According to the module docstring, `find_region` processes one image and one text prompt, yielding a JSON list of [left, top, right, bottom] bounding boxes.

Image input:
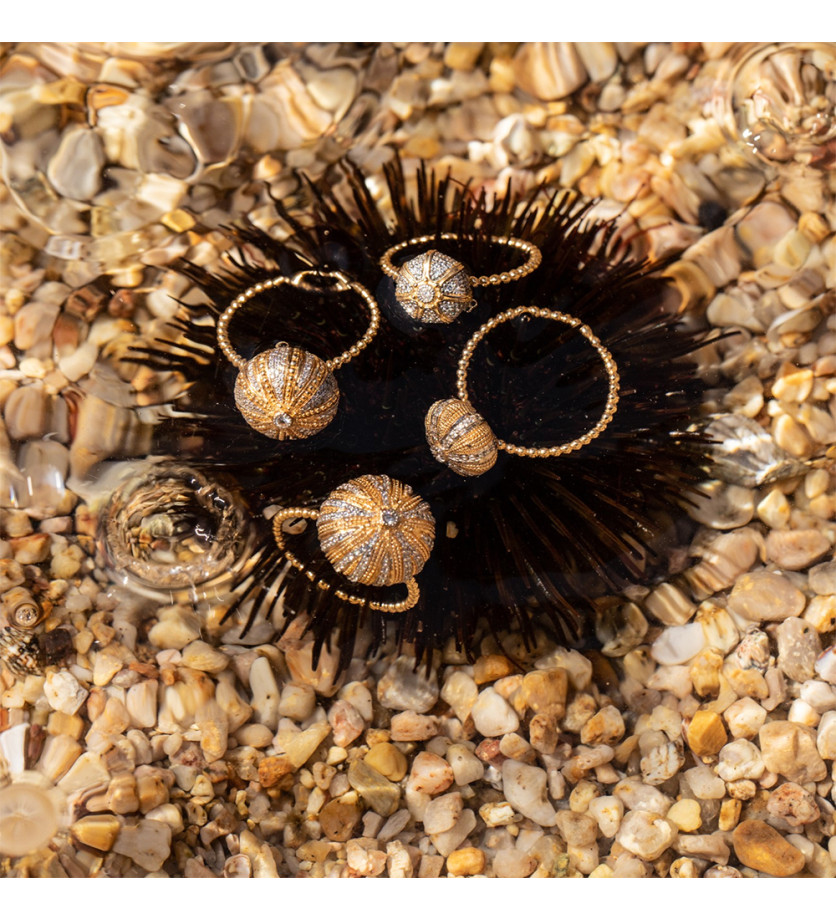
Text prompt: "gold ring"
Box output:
[[379, 232, 542, 324], [216, 270, 380, 440], [271, 474, 435, 613], [425, 306, 620, 476]]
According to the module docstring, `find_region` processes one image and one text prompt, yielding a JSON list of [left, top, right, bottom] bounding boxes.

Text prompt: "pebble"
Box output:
[[759, 721, 827, 784], [766, 529, 831, 570], [520, 667, 568, 718], [651, 622, 705, 666], [724, 698, 767, 739], [364, 742, 408, 782], [319, 799, 361, 842], [616, 810, 677, 861], [579, 705, 625, 745], [493, 848, 537, 878], [446, 846, 485, 877], [666, 799, 702, 832], [422, 792, 462, 834], [389, 711, 438, 741], [767, 782, 821, 827], [471, 687, 520, 737], [808, 560, 836, 595], [347, 760, 401, 817], [43, 669, 88, 715], [440, 670, 478, 722], [501, 759, 556, 826], [327, 700, 364, 748], [814, 646, 836, 683], [727, 571, 806, 622], [377, 657, 438, 712], [685, 710, 727, 757], [112, 819, 172, 872], [732, 819, 805, 877], [716, 739, 765, 782], [776, 618, 821, 682], [407, 752, 454, 796]]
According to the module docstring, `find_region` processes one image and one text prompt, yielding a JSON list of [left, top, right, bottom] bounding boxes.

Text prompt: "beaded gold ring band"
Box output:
[[379, 232, 542, 324], [425, 306, 621, 477], [272, 474, 435, 613], [217, 270, 380, 440]]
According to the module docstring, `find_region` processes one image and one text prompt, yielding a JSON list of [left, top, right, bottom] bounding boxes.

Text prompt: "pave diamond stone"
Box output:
[[381, 509, 400, 526], [416, 283, 435, 303], [274, 411, 292, 428]]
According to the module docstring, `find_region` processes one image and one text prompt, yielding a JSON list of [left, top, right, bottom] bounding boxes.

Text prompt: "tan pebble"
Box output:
[[759, 721, 826, 784], [71, 814, 122, 852], [766, 781, 821, 827], [580, 704, 625, 745], [766, 529, 831, 570], [643, 582, 695, 626], [473, 654, 517, 684], [106, 774, 139, 815], [686, 710, 728, 757], [529, 712, 558, 754], [10, 533, 50, 564], [773, 363, 813, 402], [732, 819, 805, 876], [447, 846, 485, 877], [137, 772, 169, 813], [389, 710, 438, 741], [347, 760, 401, 817], [804, 595, 836, 633], [689, 647, 723, 698], [719, 798, 742, 831], [258, 755, 294, 788], [727, 570, 806, 622], [318, 798, 361, 842], [666, 799, 702, 832], [520, 667, 568, 719], [408, 751, 454, 795], [364, 742, 408, 782], [180, 640, 228, 673], [774, 413, 813, 457], [757, 488, 791, 528]]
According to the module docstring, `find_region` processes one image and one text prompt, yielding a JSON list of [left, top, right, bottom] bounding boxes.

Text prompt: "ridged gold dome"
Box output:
[[316, 474, 435, 587], [425, 398, 498, 476], [233, 344, 338, 440]]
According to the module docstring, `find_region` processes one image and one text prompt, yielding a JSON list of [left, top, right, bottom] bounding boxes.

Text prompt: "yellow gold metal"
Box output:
[[271, 475, 435, 613], [217, 270, 380, 440], [429, 306, 620, 476], [425, 398, 498, 476], [380, 233, 542, 324]]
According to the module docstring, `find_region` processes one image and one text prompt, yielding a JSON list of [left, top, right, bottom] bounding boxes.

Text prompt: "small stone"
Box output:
[[440, 671, 478, 721], [727, 571, 806, 622], [446, 846, 485, 877], [719, 798, 742, 831], [803, 596, 836, 633], [501, 759, 556, 826], [347, 760, 401, 817], [520, 667, 568, 718], [471, 687, 520, 737], [112, 819, 172, 872], [816, 711, 836, 759], [667, 799, 702, 832], [716, 739, 765, 781], [44, 670, 88, 715], [651, 623, 706, 666], [277, 683, 316, 721], [580, 704, 625, 745], [180, 640, 229, 673], [257, 755, 293, 788], [147, 606, 200, 650], [724, 698, 767, 739], [407, 752, 454, 796], [808, 560, 836, 594], [281, 721, 331, 769], [815, 646, 836, 683], [766, 529, 831, 570], [328, 700, 364, 748], [389, 711, 438, 741], [71, 814, 122, 852], [441, 743, 481, 784], [732, 819, 805, 877], [423, 792, 463, 834], [767, 782, 820, 828], [686, 710, 728, 757], [588, 796, 623, 837], [689, 647, 724, 697], [776, 618, 821, 682], [643, 582, 695, 626], [430, 809, 477, 858], [473, 654, 516, 684], [555, 810, 598, 846], [479, 802, 517, 827], [759, 721, 826, 784], [377, 656, 438, 712], [365, 742, 408, 782], [319, 799, 361, 842], [616, 810, 677, 861], [493, 848, 537, 878]]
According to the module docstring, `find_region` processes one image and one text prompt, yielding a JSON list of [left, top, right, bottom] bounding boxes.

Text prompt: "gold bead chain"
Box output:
[[456, 305, 620, 458], [379, 232, 542, 286], [217, 269, 380, 370]]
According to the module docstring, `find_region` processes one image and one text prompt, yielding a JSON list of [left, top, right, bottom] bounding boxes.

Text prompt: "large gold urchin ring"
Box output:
[[216, 270, 380, 441], [271, 474, 435, 613], [379, 232, 542, 324], [426, 306, 621, 477]]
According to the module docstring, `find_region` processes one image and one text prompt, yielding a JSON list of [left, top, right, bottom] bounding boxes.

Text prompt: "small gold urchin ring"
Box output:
[[380, 232, 542, 324], [271, 507, 421, 614], [216, 269, 380, 441], [216, 269, 379, 371], [459, 306, 620, 459]]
